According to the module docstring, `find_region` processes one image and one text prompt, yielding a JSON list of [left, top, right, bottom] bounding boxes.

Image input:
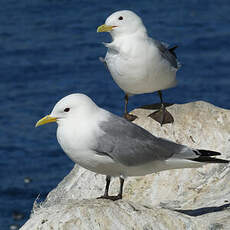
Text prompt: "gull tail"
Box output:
[[189, 149, 229, 164]]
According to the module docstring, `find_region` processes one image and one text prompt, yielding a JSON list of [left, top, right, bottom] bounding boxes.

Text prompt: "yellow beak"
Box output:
[[35, 115, 57, 127], [97, 24, 117, 32]]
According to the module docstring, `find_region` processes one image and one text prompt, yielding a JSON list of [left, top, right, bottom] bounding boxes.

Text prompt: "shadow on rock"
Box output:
[[138, 103, 174, 110], [173, 203, 230, 217]]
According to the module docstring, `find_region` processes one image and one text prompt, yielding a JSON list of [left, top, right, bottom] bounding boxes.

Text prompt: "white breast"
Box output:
[[105, 37, 177, 95]]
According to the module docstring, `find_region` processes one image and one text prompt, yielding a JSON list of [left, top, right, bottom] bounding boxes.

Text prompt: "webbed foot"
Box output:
[[97, 194, 122, 201], [124, 113, 138, 122], [148, 105, 174, 125]]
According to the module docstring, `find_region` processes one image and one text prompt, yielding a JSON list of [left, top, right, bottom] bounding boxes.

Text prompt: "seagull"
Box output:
[[36, 94, 229, 201], [97, 10, 180, 125]]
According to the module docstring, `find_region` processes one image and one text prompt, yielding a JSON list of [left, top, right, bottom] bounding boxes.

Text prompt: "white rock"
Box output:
[[21, 101, 230, 230]]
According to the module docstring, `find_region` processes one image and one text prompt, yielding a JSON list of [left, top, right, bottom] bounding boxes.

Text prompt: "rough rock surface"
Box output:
[[21, 101, 230, 230]]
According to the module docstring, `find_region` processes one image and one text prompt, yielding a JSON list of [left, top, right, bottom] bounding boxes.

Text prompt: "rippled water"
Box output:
[[1, 0, 230, 229]]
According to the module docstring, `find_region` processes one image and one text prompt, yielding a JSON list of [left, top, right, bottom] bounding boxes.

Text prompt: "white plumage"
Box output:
[[97, 10, 180, 124], [36, 94, 228, 200]]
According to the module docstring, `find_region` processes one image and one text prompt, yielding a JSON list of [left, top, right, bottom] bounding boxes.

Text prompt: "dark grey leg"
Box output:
[[117, 177, 124, 199], [104, 175, 111, 197], [148, 91, 174, 125], [97, 176, 124, 201], [158, 90, 163, 104], [124, 94, 128, 115], [97, 175, 111, 199], [123, 94, 138, 122]]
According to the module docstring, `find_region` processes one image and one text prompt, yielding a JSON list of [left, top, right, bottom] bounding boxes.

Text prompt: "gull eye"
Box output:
[[118, 16, 123, 20], [64, 108, 70, 112]]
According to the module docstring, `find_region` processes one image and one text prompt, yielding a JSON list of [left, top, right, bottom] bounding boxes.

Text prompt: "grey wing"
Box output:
[[94, 114, 187, 166], [152, 39, 179, 69]]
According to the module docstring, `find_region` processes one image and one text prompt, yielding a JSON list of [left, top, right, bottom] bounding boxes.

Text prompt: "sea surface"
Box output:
[[1, 0, 230, 229]]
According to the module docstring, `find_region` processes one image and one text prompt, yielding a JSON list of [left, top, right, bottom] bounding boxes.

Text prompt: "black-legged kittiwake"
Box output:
[[97, 10, 180, 125], [36, 94, 229, 201]]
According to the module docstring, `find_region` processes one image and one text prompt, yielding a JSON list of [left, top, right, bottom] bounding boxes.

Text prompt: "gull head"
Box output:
[[35, 94, 98, 127], [97, 10, 146, 38]]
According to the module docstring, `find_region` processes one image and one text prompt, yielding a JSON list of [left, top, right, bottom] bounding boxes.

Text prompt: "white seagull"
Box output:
[[97, 10, 180, 125], [36, 94, 228, 200]]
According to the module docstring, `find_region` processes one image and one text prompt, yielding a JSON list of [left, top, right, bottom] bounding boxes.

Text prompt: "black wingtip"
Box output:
[[191, 149, 229, 163], [196, 149, 221, 157], [168, 45, 178, 58], [191, 157, 229, 164], [169, 45, 178, 51]]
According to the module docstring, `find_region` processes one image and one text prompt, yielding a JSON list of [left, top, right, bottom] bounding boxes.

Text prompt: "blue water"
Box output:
[[1, 0, 230, 229]]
